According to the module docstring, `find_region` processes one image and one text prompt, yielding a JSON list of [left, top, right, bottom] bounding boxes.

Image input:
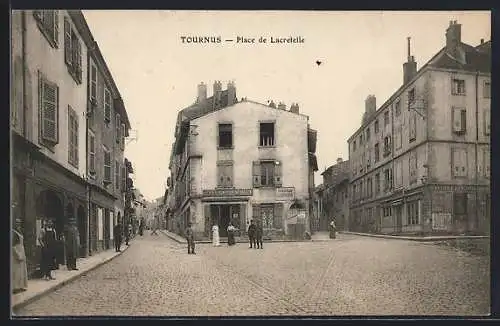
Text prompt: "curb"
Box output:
[[12, 244, 132, 311], [338, 231, 490, 242]]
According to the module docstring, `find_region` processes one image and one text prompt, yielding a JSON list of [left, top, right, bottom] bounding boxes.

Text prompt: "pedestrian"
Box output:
[[12, 225, 28, 293], [64, 225, 79, 271], [185, 222, 195, 254], [39, 220, 57, 280], [227, 222, 236, 246], [247, 220, 256, 249], [329, 219, 337, 239], [113, 221, 122, 252], [125, 223, 132, 245], [139, 220, 144, 236], [212, 223, 220, 247], [255, 220, 263, 249]]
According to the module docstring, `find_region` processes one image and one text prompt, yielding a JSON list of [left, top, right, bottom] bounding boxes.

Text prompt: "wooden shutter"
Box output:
[[104, 149, 111, 182], [53, 10, 59, 46], [40, 77, 58, 143], [274, 160, 282, 187], [116, 114, 121, 143], [64, 17, 72, 66], [104, 88, 111, 122], [484, 150, 490, 178], [90, 64, 97, 101], [89, 133, 95, 173], [273, 203, 283, 229], [115, 161, 120, 189], [121, 124, 125, 150], [484, 110, 490, 136], [68, 107, 74, 163], [252, 161, 261, 188], [121, 165, 126, 190], [75, 39, 82, 82]]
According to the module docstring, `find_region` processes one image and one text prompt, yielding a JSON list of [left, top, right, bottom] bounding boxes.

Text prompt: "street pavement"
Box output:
[[13, 233, 490, 316]]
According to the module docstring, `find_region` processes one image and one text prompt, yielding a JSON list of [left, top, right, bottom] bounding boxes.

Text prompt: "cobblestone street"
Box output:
[[14, 233, 490, 316]]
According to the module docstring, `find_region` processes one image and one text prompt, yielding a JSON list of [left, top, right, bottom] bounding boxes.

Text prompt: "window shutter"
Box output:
[[75, 40, 82, 82], [64, 17, 72, 66], [484, 150, 490, 178], [273, 161, 282, 187], [41, 78, 58, 143], [252, 161, 261, 188], [121, 165, 126, 190], [273, 203, 283, 229], [74, 111, 78, 165], [90, 65, 97, 101], [104, 88, 111, 122], [452, 108, 461, 132], [460, 109, 467, 132], [116, 114, 121, 143], [115, 161, 120, 189], [89, 134, 95, 173], [484, 110, 490, 136], [53, 11, 59, 46], [121, 124, 126, 150], [68, 107, 73, 163]]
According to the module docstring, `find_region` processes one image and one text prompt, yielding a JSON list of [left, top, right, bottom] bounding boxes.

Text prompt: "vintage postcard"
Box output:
[[10, 10, 491, 317]]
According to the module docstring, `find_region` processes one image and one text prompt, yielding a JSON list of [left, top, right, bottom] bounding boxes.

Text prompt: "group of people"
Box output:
[[183, 219, 265, 254], [113, 221, 133, 253]]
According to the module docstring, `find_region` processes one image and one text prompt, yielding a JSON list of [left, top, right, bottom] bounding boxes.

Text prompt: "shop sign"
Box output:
[[203, 188, 253, 197], [276, 187, 295, 200]]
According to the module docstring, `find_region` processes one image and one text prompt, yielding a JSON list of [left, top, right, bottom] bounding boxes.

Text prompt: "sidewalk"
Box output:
[[338, 231, 490, 242], [12, 243, 131, 311]]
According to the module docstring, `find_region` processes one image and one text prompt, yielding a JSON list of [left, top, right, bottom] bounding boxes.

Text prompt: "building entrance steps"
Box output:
[[11, 243, 132, 312]]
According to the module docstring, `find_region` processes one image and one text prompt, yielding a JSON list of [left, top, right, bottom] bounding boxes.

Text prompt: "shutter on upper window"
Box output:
[[40, 76, 58, 143], [89, 134, 95, 173], [75, 40, 82, 82], [273, 161, 282, 187], [53, 11, 59, 46], [484, 150, 490, 178], [121, 124, 126, 150], [252, 161, 261, 188], [121, 165, 126, 190], [484, 110, 490, 136], [64, 17, 72, 66], [116, 114, 121, 143]]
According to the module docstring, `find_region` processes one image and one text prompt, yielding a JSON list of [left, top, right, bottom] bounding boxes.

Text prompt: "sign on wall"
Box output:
[[276, 187, 295, 201], [203, 189, 253, 197]]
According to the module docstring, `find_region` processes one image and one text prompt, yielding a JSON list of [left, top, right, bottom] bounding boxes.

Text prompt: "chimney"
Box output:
[[446, 20, 462, 58], [403, 37, 417, 85], [480, 38, 484, 44], [365, 95, 376, 115], [227, 81, 236, 106], [197, 82, 207, 103], [290, 103, 300, 114], [277, 102, 286, 110], [269, 100, 276, 108], [213, 81, 222, 109], [336, 157, 343, 164]]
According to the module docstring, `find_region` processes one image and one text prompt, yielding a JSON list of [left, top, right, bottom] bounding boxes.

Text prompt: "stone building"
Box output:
[[10, 10, 131, 275], [166, 81, 318, 240], [347, 21, 490, 235]]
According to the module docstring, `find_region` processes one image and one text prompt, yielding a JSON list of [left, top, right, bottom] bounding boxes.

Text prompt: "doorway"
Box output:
[[395, 205, 403, 233], [209, 204, 240, 237], [77, 205, 86, 257]]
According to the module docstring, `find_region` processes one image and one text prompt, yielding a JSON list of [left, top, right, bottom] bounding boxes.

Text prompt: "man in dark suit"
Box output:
[[247, 219, 257, 249], [185, 222, 195, 254], [255, 220, 263, 249], [113, 221, 122, 252]]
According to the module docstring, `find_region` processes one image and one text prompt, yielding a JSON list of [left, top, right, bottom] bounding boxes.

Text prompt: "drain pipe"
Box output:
[[474, 71, 479, 233]]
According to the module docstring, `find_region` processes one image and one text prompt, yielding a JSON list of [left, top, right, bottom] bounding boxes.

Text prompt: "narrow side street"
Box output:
[[14, 233, 490, 316]]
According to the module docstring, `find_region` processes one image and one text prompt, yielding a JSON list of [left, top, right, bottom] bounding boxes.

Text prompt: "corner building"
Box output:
[[347, 21, 490, 235], [167, 82, 318, 240]]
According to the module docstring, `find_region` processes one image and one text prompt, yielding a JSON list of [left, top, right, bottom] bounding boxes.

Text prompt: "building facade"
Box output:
[[347, 21, 490, 235], [316, 158, 350, 231], [10, 10, 131, 276], [166, 82, 318, 240]]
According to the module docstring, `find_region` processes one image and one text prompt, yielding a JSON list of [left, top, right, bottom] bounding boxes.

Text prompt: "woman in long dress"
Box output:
[[12, 229, 28, 293], [211, 224, 220, 247], [39, 220, 57, 280], [227, 223, 236, 246]]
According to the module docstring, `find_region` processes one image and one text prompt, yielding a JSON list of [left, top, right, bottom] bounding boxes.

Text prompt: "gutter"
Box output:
[[474, 71, 479, 231]]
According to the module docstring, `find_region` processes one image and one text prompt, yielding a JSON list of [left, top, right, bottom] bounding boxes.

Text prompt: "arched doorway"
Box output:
[[77, 205, 86, 258], [36, 190, 65, 267]]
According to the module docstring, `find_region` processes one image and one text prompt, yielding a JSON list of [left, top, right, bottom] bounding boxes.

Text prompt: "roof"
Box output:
[[348, 39, 491, 142]]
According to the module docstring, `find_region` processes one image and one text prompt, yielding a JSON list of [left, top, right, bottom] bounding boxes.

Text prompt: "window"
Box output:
[[33, 10, 59, 48], [453, 193, 468, 217], [384, 168, 393, 191], [360, 153, 365, 173], [451, 78, 466, 95], [259, 122, 275, 146], [452, 107, 467, 134], [394, 160, 403, 188], [383, 136, 392, 157], [367, 177, 373, 198], [217, 161, 233, 187], [483, 81, 491, 98], [120, 123, 126, 150], [115, 161, 120, 190], [352, 184, 357, 200], [39, 73, 59, 145], [409, 151, 418, 184], [360, 134, 364, 145], [484, 109, 490, 136], [115, 114, 121, 143], [121, 165, 127, 190], [252, 160, 282, 188], [375, 173, 380, 194], [104, 87, 111, 123], [103, 147, 111, 184], [63, 17, 82, 84], [452, 148, 467, 177], [395, 127, 402, 149], [409, 112, 417, 142], [90, 63, 97, 102], [259, 204, 283, 230], [484, 149, 490, 178], [366, 150, 371, 168], [366, 127, 371, 141], [383, 207, 392, 217], [360, 180, 364, 199], [384, 111, 389, 126], [374, 119, 379, 133], [374, 143, 380, 162], [218, 123, 233, 148], [88, 132, 96, 176], [353, 140, 357, 152], [407, 201, 419, 225], [408, 88, 415, 104], [395, 100, 401, 116], [67, 106, 79, 167]]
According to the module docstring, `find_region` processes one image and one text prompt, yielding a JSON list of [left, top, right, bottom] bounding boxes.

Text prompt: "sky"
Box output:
[[81, 10, 491, 201]]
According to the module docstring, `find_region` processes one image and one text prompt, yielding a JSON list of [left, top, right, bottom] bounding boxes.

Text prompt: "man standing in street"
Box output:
[[114, 221, 122, 252], [64, 225, 79, 270], [247, 219, 256, 249], [185, 222, 195, 254], [125, 223, 132, 246], [255, 220, 263, 249]]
